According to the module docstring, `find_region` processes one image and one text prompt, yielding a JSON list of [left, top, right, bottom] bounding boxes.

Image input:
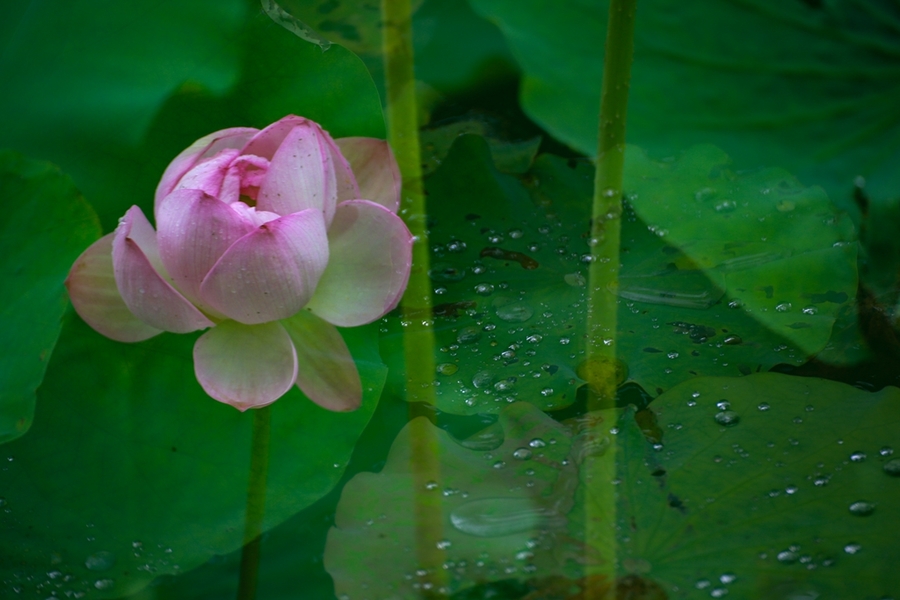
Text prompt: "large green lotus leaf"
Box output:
[[380, 135, 587, 415], [0, 1, 245, 229], [572, 373, 900, 597], [624, 144, 858, 356], [324, 401, 583, 599], [0, 152, 101, 444], [383, 135, 854, 414], [0, 316, 384, 599], [323, 375, 900, 598], [0, 5, 384, 232], [469, 0, 900, 209]]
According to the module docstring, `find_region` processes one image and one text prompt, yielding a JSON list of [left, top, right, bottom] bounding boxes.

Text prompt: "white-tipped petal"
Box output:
[[66, 233, 162, 342], [306, 200, 412, 327], [281, 310, 362, 412], [193, 320, 297, 411], [336, 137, 400, 212]]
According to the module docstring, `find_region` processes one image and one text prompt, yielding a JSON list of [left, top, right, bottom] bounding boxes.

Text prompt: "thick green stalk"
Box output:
[[381, 0, 446, 593], [585, 0, 637, 597], [236, 406, 271, 600], [586, 0, 637, 406]]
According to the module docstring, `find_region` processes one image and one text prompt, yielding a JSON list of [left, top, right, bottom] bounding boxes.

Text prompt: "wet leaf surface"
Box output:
[[0, 318, 384, 599], [381, 135, 857, 414], [326, 374, 900, 598]]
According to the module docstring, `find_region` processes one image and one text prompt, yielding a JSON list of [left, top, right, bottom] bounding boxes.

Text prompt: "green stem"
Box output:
[[584, 1, 637, 597], [381, 0, 446, 593], [586, 0, 637, 406], [236, 405, 271, 600]]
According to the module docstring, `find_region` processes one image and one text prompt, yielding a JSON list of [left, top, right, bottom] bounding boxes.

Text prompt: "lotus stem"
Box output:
[[382, 0, 447, 593], [236, 405, 271, 600], [585, 0, 637, 597]]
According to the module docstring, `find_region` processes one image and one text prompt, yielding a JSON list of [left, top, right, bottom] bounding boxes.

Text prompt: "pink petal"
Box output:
[[306, 200, 413, 327], [193, 320, 298, 411], [256, 122, 338, 222], [336, 137, 401, 212], [240, 115, 310, 160], [156, 189, 256, 306], [170, 148, 240, 202], [324, 134, 360, 204], [65, 233, 162, 342], [280, 310, 362, 412], [155, 127, 258, 213], [199, 209, 329, 325], [113, 206, 215, 333]]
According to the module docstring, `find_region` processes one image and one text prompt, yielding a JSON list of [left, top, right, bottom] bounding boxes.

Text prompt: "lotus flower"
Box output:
[[66, 115, 412, 412]]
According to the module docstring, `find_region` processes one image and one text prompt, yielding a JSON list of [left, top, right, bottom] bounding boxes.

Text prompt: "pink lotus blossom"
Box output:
[[66, 115, 412, 412]]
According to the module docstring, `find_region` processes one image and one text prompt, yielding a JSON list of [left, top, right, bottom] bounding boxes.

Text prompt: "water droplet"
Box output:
[[474, 283, 495, 296], [509, 229, 523, 239], [472, 371, 494, 388], [456, 326, 481, 345], [716, 400, 731, 410], [449, 498, 559, 537], [540, 387, 554, 397], [493, 378, 515, 392], [526, 334, 543, 344], [719, 573, 737, 584], [436, 363, 458, 376], [94, 579, 115, 591], [849, 451, 866, 462], [695, 187, 717, 202], [85, 551, 116, 572], [710, 588, 729, 598], [848, 501, 875, 516], [493, 460, 506, 469], [529, 438, 546, 448], [723, 335, 742, 345], [880, 446, 894, 456], [844, 543, 861, 554], [496, 301, 534, 323], [446, 239, 466, 253], [559, 337, 570, 345], [715, 411, 740, 427], [802, 306, 818, 315], [513, 448, 532, 460], [436, 539, 452, 549], [695, 579, 711, 589], [757, 402, 771, 411], [883, 458, 900, 476], [564, 272, 586, 287], [728, 299, 743, 309], [715, 200, 736, 212], [776, 302, 792, 312], [777, 550, 798, 563], [785, 485, 798, 495], [424, 481, 439, 491]]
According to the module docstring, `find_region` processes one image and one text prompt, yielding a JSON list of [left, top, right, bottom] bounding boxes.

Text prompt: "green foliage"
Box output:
[[0, 152, 101, 444], [325, 375, 900, 598], [0, 2, 384, 231], [469, 0, 900, 211], [381, 135, 857, 414], [325, 401, 578, 598], [622, 144, 857, 356], [0, 317, 384, 599]]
